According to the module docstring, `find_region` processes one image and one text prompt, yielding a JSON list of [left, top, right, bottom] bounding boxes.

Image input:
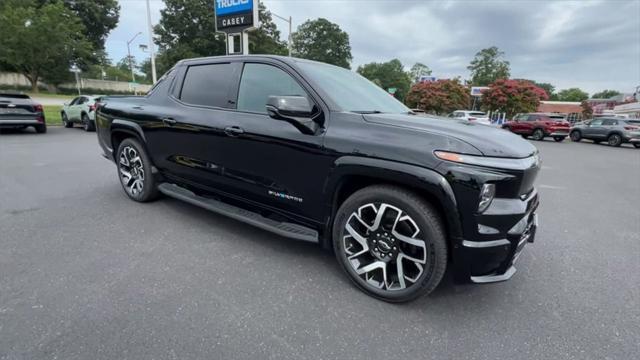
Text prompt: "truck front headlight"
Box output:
[[478, 183, 495, 213]]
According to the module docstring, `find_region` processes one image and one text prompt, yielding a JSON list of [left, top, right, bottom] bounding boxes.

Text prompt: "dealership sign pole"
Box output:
[[214, 0, 259, 55]]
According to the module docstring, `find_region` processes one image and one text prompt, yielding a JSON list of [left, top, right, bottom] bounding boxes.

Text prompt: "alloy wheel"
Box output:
[[118, 146, 145, 196], [533, 129, 544, 141], [608, 134, 621, 147], [342, 203, 427, 291]]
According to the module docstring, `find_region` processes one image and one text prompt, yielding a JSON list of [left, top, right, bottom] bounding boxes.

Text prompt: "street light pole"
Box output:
[[271, 12, 292, 57], [126, 32, 142, 83], [145, 0, 157, 83]]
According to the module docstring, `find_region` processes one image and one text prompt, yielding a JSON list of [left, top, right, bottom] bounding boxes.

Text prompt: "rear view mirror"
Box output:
[[266, 96, 318, 135]]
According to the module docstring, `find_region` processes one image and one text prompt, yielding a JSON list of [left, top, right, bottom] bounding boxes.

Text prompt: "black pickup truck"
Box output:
[[96, 55, 540, 302]]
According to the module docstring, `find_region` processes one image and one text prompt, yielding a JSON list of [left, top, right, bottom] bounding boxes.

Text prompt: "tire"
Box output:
[[332, 185, 448, 302], [553, 136, 565, 142], [62, 113, 73, 128], [35, 124, 47, 133], [82, 113, 95, 132], [607, 133, 622, 147], [521, 134, 528, 139], [593, 140, 601, 144], [532, 128, 545, 141], [570, 130, 582, 142], [116, 138, 159, 202], [634, 143, 640, 149]]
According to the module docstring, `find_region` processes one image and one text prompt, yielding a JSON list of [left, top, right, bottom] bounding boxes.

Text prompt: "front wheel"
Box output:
[[532, 128, 545, 141], [116, 138, 159, 202], [607, 133, 622, 147], [553, 136, 566, 142], [570, 130, 582, 142], [333, 185, 448, 302]]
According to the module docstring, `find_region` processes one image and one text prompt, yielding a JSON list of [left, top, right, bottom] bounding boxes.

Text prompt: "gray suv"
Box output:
[[570, 118, 640, 148]]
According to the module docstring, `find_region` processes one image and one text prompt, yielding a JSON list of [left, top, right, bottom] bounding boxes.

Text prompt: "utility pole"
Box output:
[[271, 12, 292, 56], [127, 32, 142, 83], [145, 0, 157, 83]]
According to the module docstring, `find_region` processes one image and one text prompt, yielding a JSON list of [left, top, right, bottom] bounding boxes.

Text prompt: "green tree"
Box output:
[[480, 79, 548, 117], [117, 56, 136, 73], [406, 79, 470, 114], [409, 62, 432, 83], [591, 89, 621, 99], [515, 79, 556, 100], [467, 46, 510, 86], [556, 88, 589, 102], [154, 0, 227, 73], [37, 0, 119, 54], [0, 0, 92, 91], [249, 2, 288, 55], [292, 18, 352, 68], [357, 59, 412, 101]]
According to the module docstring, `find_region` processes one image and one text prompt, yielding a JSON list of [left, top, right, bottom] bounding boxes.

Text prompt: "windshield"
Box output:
[[469, 112, 486, 116], [296, 60, 410, 114]]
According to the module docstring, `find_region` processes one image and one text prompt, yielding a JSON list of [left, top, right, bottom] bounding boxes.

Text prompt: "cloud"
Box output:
[[106, 0, 640, 94]]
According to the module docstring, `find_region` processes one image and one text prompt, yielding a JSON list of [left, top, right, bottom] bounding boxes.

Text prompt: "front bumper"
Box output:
[[453, 188, 540, 284]]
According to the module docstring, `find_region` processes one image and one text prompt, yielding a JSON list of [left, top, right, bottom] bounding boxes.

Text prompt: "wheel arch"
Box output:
[[323, 156, 463, 251], [110, 120, 148, 162]]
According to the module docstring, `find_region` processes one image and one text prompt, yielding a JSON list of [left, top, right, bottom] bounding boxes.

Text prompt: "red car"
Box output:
[[503, 113, 571, 142]]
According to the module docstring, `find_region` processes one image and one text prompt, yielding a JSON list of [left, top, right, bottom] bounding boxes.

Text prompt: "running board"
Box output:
[[158, 183, 319, 243]]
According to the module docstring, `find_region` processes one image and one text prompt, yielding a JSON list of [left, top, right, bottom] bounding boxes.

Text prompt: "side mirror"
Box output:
[[266, 96, 318, 135]]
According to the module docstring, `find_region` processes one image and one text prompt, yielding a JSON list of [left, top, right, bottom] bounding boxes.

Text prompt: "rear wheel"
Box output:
[[116, 138, 159, 202], [633, 143, 640, 149], [532, 128, 545, 141], [553, 136, 565, 142], [333, 185, 447, 302], [570, 130, 582, 142], [82, 113, 95, 132], [35, 124, 47, 133], [607, 133, 622, 147], [62, 113, 73, 128]]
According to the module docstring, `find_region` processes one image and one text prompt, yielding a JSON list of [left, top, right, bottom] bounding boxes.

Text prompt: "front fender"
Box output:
[[323, 156, 463, 242]]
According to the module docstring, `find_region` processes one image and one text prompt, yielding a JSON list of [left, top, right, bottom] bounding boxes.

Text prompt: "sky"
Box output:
[[105, 0, 640, 95]]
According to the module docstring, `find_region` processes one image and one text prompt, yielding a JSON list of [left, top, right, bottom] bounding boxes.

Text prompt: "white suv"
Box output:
[[448, 110, 491, 125], [61, 95, 103, 131]]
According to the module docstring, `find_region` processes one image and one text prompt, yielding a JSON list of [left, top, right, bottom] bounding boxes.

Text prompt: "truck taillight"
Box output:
[[468, 117, 476, 121], [89, 104, 96, 112], [34, 104, 43, 112]]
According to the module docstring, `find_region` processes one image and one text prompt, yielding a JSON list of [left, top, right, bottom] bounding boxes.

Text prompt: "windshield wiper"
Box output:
[[350, 110, 383, 114]]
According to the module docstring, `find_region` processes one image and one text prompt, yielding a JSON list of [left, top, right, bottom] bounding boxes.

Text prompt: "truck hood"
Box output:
[[363, 113, 538, 158]]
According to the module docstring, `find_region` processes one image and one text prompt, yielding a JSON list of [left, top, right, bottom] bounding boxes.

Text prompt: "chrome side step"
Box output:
[[158, 183, 319, 243]]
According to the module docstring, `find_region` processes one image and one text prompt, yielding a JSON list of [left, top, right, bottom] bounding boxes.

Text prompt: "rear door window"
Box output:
[[602, 119, 617, 126], [236, 63, 307, 114], [180, 63, 235, 108]]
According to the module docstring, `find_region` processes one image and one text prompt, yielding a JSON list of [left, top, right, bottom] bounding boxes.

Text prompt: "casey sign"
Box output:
[[215, 0, 258, 33]]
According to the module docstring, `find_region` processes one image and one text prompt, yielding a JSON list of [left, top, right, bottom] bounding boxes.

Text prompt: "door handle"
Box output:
[[224, 126, 244, 136], [162, 117, 177, 126]]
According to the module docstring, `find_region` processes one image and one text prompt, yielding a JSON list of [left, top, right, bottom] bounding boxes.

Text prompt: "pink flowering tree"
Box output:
[[405, 79, 471, 115], [480, 79, 548, 117]]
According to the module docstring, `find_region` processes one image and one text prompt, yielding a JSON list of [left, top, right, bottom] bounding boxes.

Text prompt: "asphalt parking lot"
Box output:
[[1, 127, 639, 360]]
